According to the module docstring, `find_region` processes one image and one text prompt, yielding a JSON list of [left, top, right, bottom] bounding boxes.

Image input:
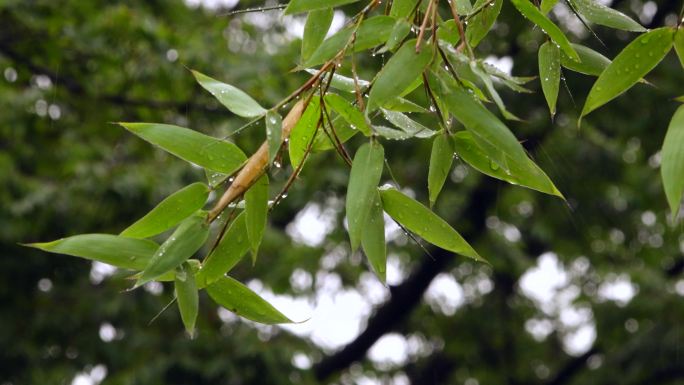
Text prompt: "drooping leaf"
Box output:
[[207, 276, 292, 324], [191, 71, 267, 118], [382, 109, 436, 138], [324, 93, 371, 135], [136, 213, 209, 287], [305, 69, 370, 92], [367, 39, 434, 111], [428, 133, 455, 206], [120, 123, 247, 175], [196, 212, 249, 286], [25, 234, 158, 270], [389, 0, 419, 18], [470, 62, 521, 120], [347, 141, 385, 252], [361, 191, 386, 283], [560, 43, 611, 76], [266, 110, 283, 164], [311, 114, 359, 151], [453, 131, 563, 196], [377, 19, 412, 54], [301, 8, 334, 63], [510, 0, 580, 61], [674, 29, 684, 69], [121, 183, 209, 239], [538, 41, 561, 118], [382, 97, 430, 113], [378, 186, 484, 262], [454, 0, 473, 15], [437, 20, 462, 46], [581, 28, 675, 119], [245, 175, 269, 261], [289, 97, 321, 169], [540, 0, 559, 13], [466, 0, 502, 47], [175, 262, 198, 336], [661, 105, 684, 217], [285, 0, 360, 14], [571, 0, 645, 32]]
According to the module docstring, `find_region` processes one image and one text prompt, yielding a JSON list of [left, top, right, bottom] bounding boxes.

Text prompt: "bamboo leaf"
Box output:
[[466, 0, 503, 47], [285, 0, 359, 14], [191, 70, 267, 118], [581, 28, 675, 119], [120, 123, 247, 175], [378, 186, 484, 262], [571, 0, 645, 32], [377, 19, 412, 54], [324, 93, 372, 136], [540, 0, 559, 13], [382, 109, 437, 138], [207, 276, 292, 324], [390, 0, 419, 18], [367, 39, 434, 111], [674, 28, 684, 69], [347, 141, 385, 252], [305, 69, 370, 93], [560, 43, 611, 76], [510, 0, 580, 61], [361, 192, 386, 282], [196, 213, 249, 287], [245, 175, 269, 261], [539, 41, 561, 117], [175, 262, 198, 336], [266, 110, 283, 164], [428, 134, 455, 206], [661, 105, 684, 217], [289, 97, 321, 169], [136, 213, 209, 287], [25, 234, 158, 270], [301, 8, 334, 63], [470, 62, 521, 121], [121, 183, 209, 239]]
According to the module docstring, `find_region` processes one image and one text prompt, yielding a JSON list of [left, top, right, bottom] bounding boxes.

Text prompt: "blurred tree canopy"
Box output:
[[2, 0, 684, 384]]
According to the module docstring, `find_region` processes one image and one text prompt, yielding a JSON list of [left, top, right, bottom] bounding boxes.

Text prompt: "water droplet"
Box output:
[[489, 160, 500, 171]]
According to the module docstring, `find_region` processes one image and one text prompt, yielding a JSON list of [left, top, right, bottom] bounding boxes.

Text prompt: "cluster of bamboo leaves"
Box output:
[[27, 0, 684, 334]]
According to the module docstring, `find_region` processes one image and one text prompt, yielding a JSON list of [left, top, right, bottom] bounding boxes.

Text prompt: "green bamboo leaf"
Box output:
[[377, 19, 412, 54], [428, 134, 455, 206], [361, 192, 386, 283], [305, 69, 370, 93], [121, 183, 209, 239], [191, 71, 266, 118], [581, 28, 675, 119], [367, 39, 434, 111], [324, 93, 371, 135], [510, 0, 580, 61], [245, 175, 269, 261], [382, 109, 436, 138], [120, 123, 247, 175], [347, 141, 385, 252], [381, 97, 429, 113], [175, 262, 198, 336], [207, 276, 292, 324], [661, 105, 684, 217], [453, 131, 563, 197], [289, 97, 321, 169], [571, 0, 645, 32], [540, 0, 559, 13], [539, 41, 561, 117], [437, 20, 462, 46], [196, 213, 249, 287], [301, 8, 334, 63], [378, 186, 484, 262], [466, 0, 502, 47], [311, 115, 358, 151], [266, 110, 283, 164], [674, 29, 684, 69], [470, 62, 521, 120], [285, 0, 359, 14], [390, 0, 419, 18], [560, 43, 611, 76], [25, 234, 158, 270], [136, 213, 209, 287], [454, 0, 473, 14]]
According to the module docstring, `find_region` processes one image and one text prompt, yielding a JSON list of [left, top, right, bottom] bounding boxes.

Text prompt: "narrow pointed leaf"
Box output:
[[347, 142, 384, 252], [382, 109, 436, 138], [245, 175, 269, 261], [305, 69, 370, 93], [266, 110, 283, 164], [301, 8, 334, 63], [120, 123, 246, 174], [390, 0, 419, 18], [378, 19, 412, 53], [661, 105, 684, 217], [378, 186, 484, 262], [470, 62, 521, 120], [289, 97, 321, 169], [581, 28, 675, 118], [175, 262, 198, 336], [454, 0, 473, 14], [466, 0, 503, 47], [285, 0, 359, 14], [560, 43, 611, 76], [137, 213, 209, 286], [539, 41, 561, 117], [25, 235, 158, 270], [325, 93, 371, 135], [191, 71, 266, 118], [367, 39, 434, 110], [207, 276, 292, 324], [121, 183, 209, 239], [572, 0, 645, 32], [674, 29, 684, 69], [510, 0, 580, 61], [540, 0, 559, 13], [196, 213, 249, 286], [428, 134, 455, 206], [361, 192, 386, 283], [312, 115, 359, 151]]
